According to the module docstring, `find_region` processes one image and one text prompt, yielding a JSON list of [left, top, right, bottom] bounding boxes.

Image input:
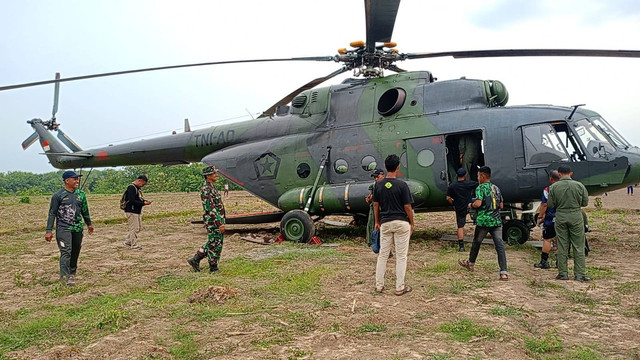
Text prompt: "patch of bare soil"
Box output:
[[2, 189, 640, 359]]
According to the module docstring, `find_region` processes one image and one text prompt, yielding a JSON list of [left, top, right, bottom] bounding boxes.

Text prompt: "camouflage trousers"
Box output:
[[199, 226, 223, 266]]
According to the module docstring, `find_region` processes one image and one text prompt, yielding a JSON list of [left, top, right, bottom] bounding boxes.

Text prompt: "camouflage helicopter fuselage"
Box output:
[[33, 70, 640, 218]]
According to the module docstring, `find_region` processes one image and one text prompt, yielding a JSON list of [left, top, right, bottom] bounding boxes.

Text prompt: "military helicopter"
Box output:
[[5, 0, 640, 244]]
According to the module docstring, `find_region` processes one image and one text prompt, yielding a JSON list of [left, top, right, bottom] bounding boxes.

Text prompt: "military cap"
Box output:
[[202, 165, 218, 175], [62, 170, 82, 180]]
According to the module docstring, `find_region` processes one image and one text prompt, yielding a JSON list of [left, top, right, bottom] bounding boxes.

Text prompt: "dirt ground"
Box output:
[[1, 189, 639, 359]]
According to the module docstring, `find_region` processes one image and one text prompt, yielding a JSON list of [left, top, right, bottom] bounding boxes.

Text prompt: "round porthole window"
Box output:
[[334, 159, 348, 174], [417, 149, 435, 167], [361, 156, 377, 171], [297, 163, 311, 178], [377, 88, 406, 116]]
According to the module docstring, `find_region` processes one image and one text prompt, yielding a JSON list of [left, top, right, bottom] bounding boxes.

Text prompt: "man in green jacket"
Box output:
[[548, 164, 589, 282]]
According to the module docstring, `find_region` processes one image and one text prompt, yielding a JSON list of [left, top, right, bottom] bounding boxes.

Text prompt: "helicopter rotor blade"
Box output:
[[52, 72, 60, 118], [21, 132, 39, 150], [404, 49, 640, 60], [259, 67, 349, 118], [365, 0, 401, 53], [0, 56, 335, 92], [56, 128, 83, 152]]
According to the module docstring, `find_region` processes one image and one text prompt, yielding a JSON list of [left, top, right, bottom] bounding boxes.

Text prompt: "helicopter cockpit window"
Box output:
[[573, 119, 616, 159], [523, 124, 569, 166], [591, 117, 631, 149], [361, 156, 377, 171], [334, 159, 349, 174]]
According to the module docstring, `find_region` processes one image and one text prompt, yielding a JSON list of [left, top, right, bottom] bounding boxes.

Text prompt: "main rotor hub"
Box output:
[[334, 41, 403, 78]]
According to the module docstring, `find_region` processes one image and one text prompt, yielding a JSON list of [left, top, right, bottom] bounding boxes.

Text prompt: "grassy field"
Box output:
[[1, 190, 639, 359]]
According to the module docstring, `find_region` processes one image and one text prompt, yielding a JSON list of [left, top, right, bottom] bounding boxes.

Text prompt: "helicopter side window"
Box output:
[[334, 159, 349, 174], [361, 156, 377, 171], [523, 124, 568, 166]]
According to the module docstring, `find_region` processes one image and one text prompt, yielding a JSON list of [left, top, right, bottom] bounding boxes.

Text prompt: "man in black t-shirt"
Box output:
[[446, 168, 478, 252], [123, 175, 152, 250], [373, 154, 414, 296]]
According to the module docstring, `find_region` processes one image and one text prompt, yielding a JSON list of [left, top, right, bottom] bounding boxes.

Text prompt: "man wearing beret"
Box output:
[[188, 165, 226, 273], [548, 164, 590, 282], [45, 170, 94, 286]]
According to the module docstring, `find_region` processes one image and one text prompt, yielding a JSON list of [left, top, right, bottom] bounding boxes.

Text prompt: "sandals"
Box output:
[[395, 285, 412, 296], [458, 259, 474, 271], [375, 287, 385, 293], [499, 273, 509, 281]]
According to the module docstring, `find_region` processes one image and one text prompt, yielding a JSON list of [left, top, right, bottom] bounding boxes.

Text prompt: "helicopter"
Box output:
[[4, 0, 640, 244]]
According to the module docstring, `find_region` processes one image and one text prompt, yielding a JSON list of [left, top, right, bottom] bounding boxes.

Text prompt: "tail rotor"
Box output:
[[22, 72, 82, 152]]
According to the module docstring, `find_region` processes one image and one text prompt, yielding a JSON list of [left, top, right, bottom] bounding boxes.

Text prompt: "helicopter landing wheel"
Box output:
[[280, 210, 315, 243], [503, 220, 530, 245]]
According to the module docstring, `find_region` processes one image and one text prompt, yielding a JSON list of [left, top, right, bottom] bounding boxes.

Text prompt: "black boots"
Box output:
[[534, 261, 551, 269], [458, 240, 465, 252], [534, 252, 550, 269], [187, 251, 205, 272], [209, 264, 220, 273]]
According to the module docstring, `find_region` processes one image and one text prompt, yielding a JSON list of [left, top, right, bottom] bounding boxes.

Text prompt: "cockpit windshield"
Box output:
[[591, 117, 631, 149], [573, 119, 616, 158]]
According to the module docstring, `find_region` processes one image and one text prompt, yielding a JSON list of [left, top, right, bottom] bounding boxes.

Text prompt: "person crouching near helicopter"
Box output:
[[458, 166, 509, 281], [534, 170, 560, 269], [187, 165, 226, 273], [45, 170, 94, 286]]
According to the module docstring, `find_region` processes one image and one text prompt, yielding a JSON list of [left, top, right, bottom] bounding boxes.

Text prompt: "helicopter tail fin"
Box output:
[[26, 118, 73, 159]]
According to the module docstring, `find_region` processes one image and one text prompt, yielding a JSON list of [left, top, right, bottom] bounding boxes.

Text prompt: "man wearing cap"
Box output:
[[123, 175, 152, 250], [365, 168, 385, 246], [188, 165, 226, 273], [446, 168, 478, 252], [547, 164, 590, 281], [45, 170, 94, 286]]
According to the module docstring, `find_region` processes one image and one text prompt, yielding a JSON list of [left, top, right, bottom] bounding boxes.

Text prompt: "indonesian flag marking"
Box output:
[[42, 140, 50, 152], [96, 150, 110, 161]]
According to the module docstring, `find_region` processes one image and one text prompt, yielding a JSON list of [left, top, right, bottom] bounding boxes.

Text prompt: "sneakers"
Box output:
[[575, 276, 591, 282], [66, 275, 76, 286], [209, 264, 220, 273], [458, 246, 466, 252], [555, 274, 569, 280], [534, 261, 550, 269]]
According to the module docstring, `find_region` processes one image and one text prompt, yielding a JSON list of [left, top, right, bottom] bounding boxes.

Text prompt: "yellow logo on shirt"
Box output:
[[385, 182, 393, 189]]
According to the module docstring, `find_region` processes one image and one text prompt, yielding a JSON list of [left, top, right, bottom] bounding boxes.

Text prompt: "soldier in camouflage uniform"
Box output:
[[187, 165, 226, 273], [45, 170, 94, 286]]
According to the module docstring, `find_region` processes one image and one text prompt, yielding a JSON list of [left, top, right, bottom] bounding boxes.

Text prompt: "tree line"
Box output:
[[0, 164, 240, 196]]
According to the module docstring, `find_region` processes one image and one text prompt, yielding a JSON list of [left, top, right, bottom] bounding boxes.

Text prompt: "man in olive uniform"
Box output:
[[547, 164, 589, 282], [458, 133, 482, 181], [45, 170, 94, 286], [187, 165, 226, 273]]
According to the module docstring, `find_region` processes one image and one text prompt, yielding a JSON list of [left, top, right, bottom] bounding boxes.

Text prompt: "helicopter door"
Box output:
[[405, 135, 449, 195]]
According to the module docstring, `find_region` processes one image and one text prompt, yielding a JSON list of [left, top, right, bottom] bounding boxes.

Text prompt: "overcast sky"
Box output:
[[1, 0, 640, 173]]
